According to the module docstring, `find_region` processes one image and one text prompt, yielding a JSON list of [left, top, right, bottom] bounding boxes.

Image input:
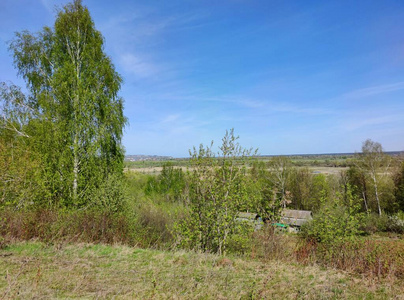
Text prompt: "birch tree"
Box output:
[[355, 139, 391, 215], [8, 0, 126, 208], [268, 156, 292, 208]]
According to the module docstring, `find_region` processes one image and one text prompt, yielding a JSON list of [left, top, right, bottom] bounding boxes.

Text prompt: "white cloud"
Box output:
[[342, 81, 404, 99], [161, 114, 180, 123], [342, 114, 404, 131], [118, 53, 159, 78]]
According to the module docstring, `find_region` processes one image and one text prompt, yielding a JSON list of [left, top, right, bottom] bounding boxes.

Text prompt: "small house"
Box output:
[[280, 209, 312, 227], [236, 209, 312, 232]]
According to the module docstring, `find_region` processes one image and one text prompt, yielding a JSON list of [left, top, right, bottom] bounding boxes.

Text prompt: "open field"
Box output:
[[306, 166, 348, 175], [124, 152, 403, 171], [126, 166, 189, 174], [126, 165, 348, 175], [123, 152, 360, 175], [1, 241, 403, 299]]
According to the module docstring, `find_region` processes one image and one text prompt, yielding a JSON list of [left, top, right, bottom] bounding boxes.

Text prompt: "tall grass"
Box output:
[[0, 209, 133, 245], [3, 241, 401, 299], [296, 238, 404, 279]]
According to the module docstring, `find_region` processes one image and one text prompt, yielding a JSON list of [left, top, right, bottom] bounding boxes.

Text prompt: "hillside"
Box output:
[[1, 241, 402, 299]]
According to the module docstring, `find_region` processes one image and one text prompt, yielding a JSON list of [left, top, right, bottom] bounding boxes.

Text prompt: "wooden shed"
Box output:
[[280, 209, 312, 227], [237, 210, 312, 231]]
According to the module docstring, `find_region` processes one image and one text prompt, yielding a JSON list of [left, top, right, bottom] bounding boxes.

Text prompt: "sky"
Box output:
[[1, 0, 404, 157]]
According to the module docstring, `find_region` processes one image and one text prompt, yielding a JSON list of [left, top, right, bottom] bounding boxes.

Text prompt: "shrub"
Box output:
[[300, 185, 363, 244], [225, 222, 255, 256], [0, 208, 133, 245], [144, 163, 187, 203], [174, 129, 257, 255], [251, 225, 294, 261], [360, 213, 390, 234], [360, 212, 404, 234], [296, 238, 404, 278], [388, 211, 404, 233], [132, 202, 176, 249]]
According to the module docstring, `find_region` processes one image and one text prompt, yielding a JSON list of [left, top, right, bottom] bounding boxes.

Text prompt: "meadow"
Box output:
[[1, 241, 403, 299]]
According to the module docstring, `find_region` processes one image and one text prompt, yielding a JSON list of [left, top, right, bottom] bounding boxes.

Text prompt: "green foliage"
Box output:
[[225, 222, 255, 256], [3, 0, 126, 210], [388, 211, 404, 233], [267, 156, 293, 209], [308, 174, 330, 212], [360, 213, 391, 234], [132, 202, 179, 249], [89, 172, 126, 213], [288, 168, 312, 210], [0, 93, 50, 207], [144, 163, 186, 202], [0, 137, 43, 208], [346, 165, 369, 212], [394, 161, 404, 211], [360, 211, 404, 234], [0, 83, 47, 208], [123, 172, 187, 249], [353, 139, 393, 215], [174, 129, 257, 255], [300, 184, 363, 244], [247, 161, 281, 221], [0, 82, 33, 138]]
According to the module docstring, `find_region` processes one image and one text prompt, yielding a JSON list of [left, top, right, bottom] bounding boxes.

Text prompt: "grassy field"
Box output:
[[1, 241, 403, 299], [123, 154, 353, 171], [125, 160, 349, 175], [123, 151, 399, 171]]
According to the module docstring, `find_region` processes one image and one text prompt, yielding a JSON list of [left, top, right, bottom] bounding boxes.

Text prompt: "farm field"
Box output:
[[124, 154, 353, 175], [127, 165, 349, 175], [1, 241, 403, 299]]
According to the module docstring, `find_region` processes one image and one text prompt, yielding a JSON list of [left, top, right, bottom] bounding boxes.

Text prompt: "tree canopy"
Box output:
[[2, 0, 126, 209]]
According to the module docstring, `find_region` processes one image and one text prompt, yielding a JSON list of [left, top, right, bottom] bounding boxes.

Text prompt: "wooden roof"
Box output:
[[281, 209, 312, 219], [281, 209, 312, 227]]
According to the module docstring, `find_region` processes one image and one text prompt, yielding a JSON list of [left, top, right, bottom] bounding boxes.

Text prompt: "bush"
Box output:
[[388, 211, 404, 234], [360, 212, 404, 234], [124, 171, 188, 249], [296, 238, 404, 278], [174, 129, 257, 255], [144, 163, 187, 203], [300, 185, 363, 244], [225, 222, 255, 256], [251, 225, 294, 261], [132, 202, 177, 249], [360, 213, 390, 234], [0, 208, 133, 245]]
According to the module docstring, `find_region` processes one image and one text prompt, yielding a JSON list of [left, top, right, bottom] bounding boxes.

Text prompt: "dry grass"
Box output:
[[0, 209, 134, 246], [130, 166, 349, 176], [306, 166, 348, 175], [1, 241, 403, 299], [296, 238, 404, 279], [126, 166, 189, 175]]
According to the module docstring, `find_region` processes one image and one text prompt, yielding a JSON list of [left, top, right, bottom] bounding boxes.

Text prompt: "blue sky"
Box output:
[[1, 0, 404, 157]]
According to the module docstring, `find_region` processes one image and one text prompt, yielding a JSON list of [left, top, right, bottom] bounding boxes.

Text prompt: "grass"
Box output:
[[1, 241, 403, 299]]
